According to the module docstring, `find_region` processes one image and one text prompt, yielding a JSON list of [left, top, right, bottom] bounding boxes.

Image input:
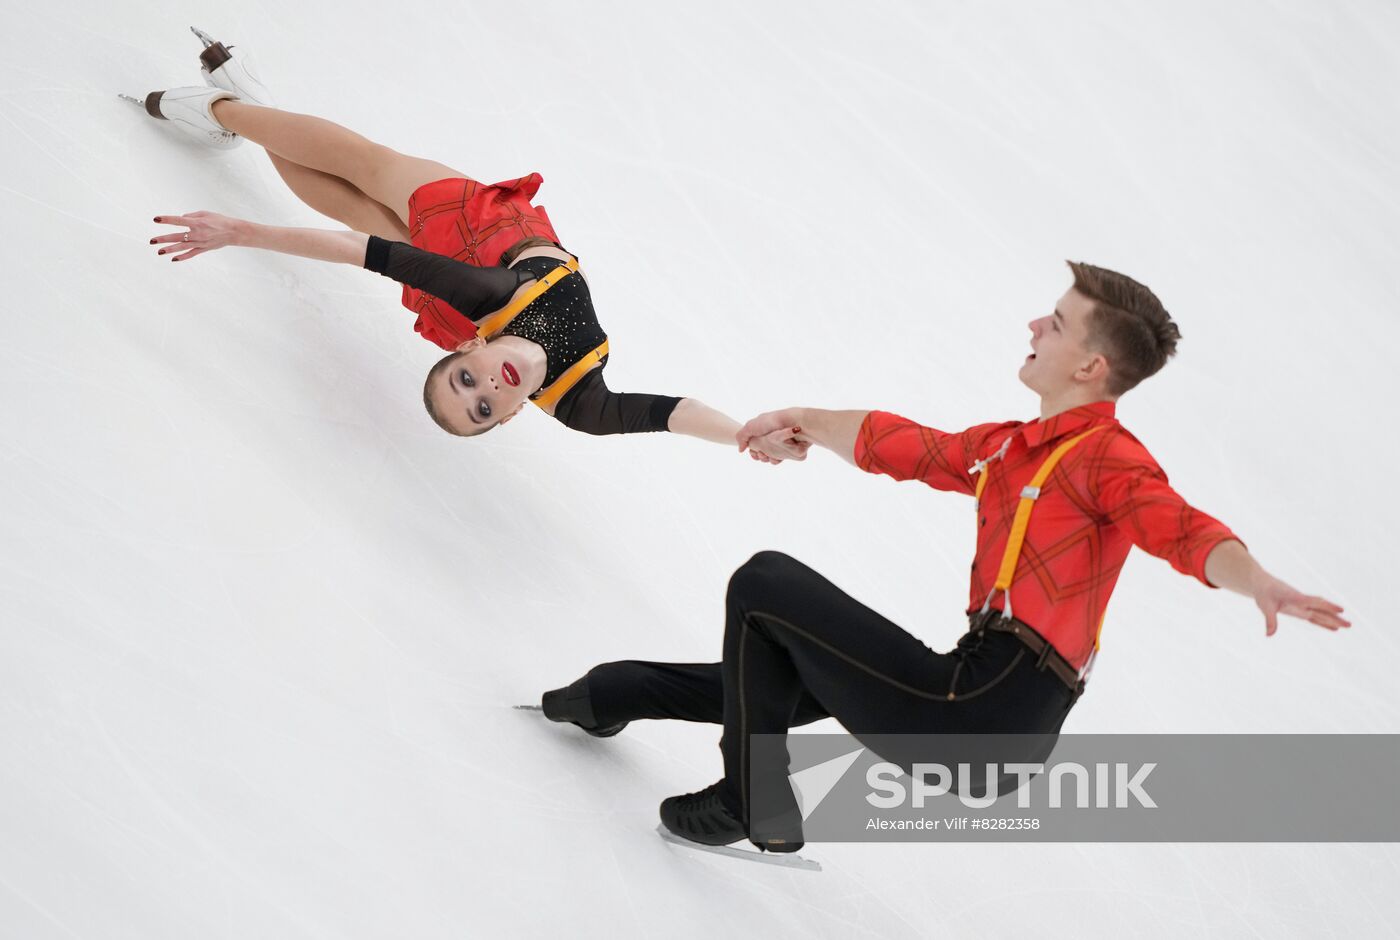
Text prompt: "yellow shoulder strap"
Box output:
[[475, 258, 580, 339], [531, 340, 610, 411], [981, 424, 1109, 622], [467, 257, 607, 415]]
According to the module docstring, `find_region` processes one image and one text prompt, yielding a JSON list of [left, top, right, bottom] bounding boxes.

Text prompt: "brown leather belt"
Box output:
[[977, 613, 1084, 696]]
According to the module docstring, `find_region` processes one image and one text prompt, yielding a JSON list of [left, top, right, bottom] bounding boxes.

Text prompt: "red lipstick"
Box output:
[[502, 362, 520, 387]]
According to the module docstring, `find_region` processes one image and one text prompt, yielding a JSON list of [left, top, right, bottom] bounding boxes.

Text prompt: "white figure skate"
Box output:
[[120, 86, 241, 150], [192, 27, 274, 107]]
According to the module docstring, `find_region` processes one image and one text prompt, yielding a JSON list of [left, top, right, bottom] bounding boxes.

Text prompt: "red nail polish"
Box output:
[[153, 217, 160, 222], [148, 239, 155, 245]]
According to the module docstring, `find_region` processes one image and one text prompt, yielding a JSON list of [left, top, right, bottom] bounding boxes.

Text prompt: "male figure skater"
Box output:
[[541, 262, 1349, 853]]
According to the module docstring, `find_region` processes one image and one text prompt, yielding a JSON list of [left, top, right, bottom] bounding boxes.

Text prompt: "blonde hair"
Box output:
[[423, 349, 495, 437]]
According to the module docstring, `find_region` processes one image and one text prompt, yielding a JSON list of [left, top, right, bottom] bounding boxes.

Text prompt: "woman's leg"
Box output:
[[265, 153, 410, 241], [211, 100, 464, 227]]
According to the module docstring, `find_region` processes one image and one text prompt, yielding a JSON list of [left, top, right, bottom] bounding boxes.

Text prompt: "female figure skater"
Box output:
[[132, 31, 806, 457]]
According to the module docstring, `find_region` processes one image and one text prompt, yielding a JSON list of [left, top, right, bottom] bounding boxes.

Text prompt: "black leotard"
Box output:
[[364, 237, 681, 435]]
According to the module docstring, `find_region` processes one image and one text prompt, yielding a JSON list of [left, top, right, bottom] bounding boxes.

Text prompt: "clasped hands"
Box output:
[[737, 408, 812, 465]]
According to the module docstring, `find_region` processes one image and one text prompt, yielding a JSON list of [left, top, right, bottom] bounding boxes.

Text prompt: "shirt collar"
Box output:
[[1019, 399, 1117, 449]]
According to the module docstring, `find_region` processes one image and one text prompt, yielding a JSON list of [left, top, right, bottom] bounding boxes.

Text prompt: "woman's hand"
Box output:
[[150, 211, 246, 263]]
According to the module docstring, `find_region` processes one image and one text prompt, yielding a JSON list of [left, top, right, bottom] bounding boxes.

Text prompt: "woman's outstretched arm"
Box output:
[[152, 212, 368, 265], [152, 214, 525, 321], [667, 398, 740, 445], [668, 399, 809, 462], [552, 375, 806, 461]]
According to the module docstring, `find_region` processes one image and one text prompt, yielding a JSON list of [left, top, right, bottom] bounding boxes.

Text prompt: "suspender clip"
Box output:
[[1078, 647, 1099, 684], [979, 587, 1013, 622], [968, 437, 1012, 476]]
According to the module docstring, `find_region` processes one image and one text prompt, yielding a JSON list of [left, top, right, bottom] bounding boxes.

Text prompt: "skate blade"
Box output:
[[655, 825, 822, 872], [513, 704, 543, 711], [117, 93, 144, 107], [190, 26, 217, 48]]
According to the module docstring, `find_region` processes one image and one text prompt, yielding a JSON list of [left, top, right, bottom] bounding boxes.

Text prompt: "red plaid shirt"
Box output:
[[854, 401, 1239, 670]]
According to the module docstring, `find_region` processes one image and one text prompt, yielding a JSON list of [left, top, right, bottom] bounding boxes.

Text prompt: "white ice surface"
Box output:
[[3, 1, 1399, 937]]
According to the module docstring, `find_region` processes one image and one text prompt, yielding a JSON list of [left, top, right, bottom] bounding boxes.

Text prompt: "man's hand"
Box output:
[[737, 409, 804, 455], [151, 211, 245, 263], [1251, 572, 1351, 636], [746, 427, 812, 464], [1204, 540, 1351, 636]]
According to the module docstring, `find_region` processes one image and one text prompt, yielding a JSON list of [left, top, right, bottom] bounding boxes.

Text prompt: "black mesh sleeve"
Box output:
[[550, 367, 682, 436], [364, 236, 530, 320]]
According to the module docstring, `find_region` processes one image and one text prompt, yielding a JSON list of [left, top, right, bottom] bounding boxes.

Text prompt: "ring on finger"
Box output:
[[183, 233, 190, 242]]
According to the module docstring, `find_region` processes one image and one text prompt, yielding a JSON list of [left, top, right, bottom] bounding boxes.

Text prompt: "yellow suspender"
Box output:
[[971, 436, 1011, 509], [974, 454, 995, 506], [468, 256, 604, 412], [474, 258, 581, 339], [530, 340, 610, 411], [977, 425, 1108, 625]]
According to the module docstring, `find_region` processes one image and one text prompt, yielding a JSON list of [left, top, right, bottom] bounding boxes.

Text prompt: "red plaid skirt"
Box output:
[[401, 173, 562, 351]]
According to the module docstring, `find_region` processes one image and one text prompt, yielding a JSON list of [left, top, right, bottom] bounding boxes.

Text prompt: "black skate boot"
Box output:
[[540, 676, 628, 738], [659, 780, 804, 853]]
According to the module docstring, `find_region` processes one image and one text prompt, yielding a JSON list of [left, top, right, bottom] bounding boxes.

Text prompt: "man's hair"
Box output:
[[423, 350, 494, 437], [1067, 261, 1181, 396]]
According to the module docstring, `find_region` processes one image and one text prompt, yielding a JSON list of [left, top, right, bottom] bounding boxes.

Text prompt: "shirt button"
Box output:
[[980, 516, 987, 527]]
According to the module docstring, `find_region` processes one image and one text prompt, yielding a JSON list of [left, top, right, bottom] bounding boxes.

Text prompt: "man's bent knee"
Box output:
[[728, 551, 807, 603]]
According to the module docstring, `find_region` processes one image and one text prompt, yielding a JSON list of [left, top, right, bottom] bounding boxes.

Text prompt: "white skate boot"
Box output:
[[127, 86, 242, 150], [192, 27, 274, 107]]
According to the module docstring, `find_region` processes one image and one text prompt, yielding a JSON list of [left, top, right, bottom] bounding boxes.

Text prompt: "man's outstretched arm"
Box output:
[[1203, 539, 1351, 636], [1093, 440, 1352, 639]]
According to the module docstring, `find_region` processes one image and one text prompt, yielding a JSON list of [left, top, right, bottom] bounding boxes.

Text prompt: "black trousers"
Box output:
[[583, 551, 1080, 820]]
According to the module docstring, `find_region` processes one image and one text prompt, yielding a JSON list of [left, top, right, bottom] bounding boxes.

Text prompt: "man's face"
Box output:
[[426, 340, 529, 435], [1018, 287, 1104, 396]]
